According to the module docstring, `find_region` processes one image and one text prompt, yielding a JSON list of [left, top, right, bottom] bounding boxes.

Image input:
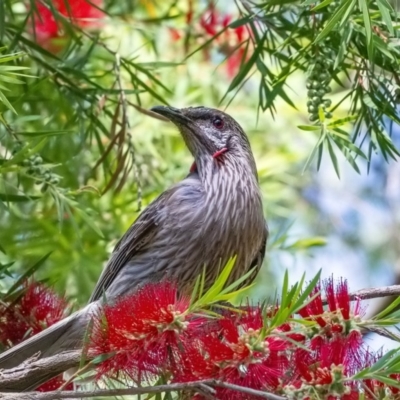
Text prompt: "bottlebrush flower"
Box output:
[[350, 350, 400, 399], [36, 376, 73, 392], [298, 276, 365, 342], [0, 280, 71, 393], [175, 306, 290, 399], [30, 0, 104, 48], [284, 337, 359, 399], [0, 281, 68, 348], [198, 3, 250, 77], [89, 281, 204, 381]]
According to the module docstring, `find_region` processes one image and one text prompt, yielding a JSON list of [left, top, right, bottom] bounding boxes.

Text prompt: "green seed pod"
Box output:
[[51, 177, 60, 185], [325, 112, 333, 119], [33, 157, 43, 165], [325, 86, 332, 93], [319, 73, 329, 81], [307, 100, 314, 106], [308, 105, 316, 113], [312, 81, 320, 89], [306, 81, 313, 89], [313, 63, 322, 71], [22, 160, 31, 167], [33, 165, 42, 174], [27, 167, 35, 175], [308, 90, 317, 97], [322, 46, 332, 55], [41, 184, 49, 193], [312, 96, 321, 104], [317, 89, 326, 97], [323, 99, 332, 108], [309, 114, 319, 122]]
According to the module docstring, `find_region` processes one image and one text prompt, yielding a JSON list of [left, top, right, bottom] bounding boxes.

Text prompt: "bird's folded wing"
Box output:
[[88, 190, 171, 303]]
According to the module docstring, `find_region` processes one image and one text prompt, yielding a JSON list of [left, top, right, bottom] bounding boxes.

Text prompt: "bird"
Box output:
[[0, 106, 267, 390]]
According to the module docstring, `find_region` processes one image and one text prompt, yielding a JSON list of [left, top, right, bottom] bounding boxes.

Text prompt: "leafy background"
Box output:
[[0, 0, 399, 328]]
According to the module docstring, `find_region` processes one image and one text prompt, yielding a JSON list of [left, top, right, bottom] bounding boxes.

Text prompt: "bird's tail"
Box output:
[[0, 303, 97, 391]]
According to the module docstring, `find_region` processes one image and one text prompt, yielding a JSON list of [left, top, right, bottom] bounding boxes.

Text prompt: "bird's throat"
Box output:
[[190, 147, 228, 174]]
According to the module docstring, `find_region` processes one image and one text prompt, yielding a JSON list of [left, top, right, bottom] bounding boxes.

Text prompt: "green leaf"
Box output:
[[315, 0, 356, 43], [285, 237, 327, 250], [327, 115, 358, 128], [374, 295, 400, 320], [0, 193, 41, 202], [1, 138, 48, 169], [0, 88, 16, 113], [226, 34, 266, 94], [311, 0, 334, 11], [327, 136, 340, 178], [17, 130, 72, 137], [5, 252, 53, 298], [377, 0, 394, 35], [75, 208, 104, 239], [358, 0, 373, 57], [297, 125, 321, 131]]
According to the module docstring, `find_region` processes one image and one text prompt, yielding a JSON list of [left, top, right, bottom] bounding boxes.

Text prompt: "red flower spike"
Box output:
[[199, 4, 218, 36], [186, 0, 193, 24], [221, 14, 231, 28], [324, 276, 337, 313], [234, 25, 246, 42], [298, 283, 327, 327], [175, 306, 289, 397], [31, 0, 104, 47], [336, 278, 350, 319], [89, 281, 199, 380], [0, 281, 68, 348], [197, 3, 251, 77], [36, 376, 73, 392]]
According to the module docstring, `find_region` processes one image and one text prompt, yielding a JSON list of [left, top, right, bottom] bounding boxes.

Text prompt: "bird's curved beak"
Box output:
[[150, 106, 192, 126]]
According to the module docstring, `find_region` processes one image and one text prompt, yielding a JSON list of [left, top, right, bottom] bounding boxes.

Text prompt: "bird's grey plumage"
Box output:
[[0, 106, 267, 391]]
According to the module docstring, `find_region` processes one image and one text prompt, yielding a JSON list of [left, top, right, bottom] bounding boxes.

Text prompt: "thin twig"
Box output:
[[361, 326, 400, 342], [0, 380, 285, 400], [348, 285, 400, 301], [321, 285, 400, 304], [0, 350, 90, 392]]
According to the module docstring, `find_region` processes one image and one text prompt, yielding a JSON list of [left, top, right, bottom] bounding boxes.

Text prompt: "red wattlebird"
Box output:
[[0, 106, 267, 390]]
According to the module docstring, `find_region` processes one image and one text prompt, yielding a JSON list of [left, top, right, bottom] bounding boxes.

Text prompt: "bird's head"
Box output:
[[151, 106, 257, 176]]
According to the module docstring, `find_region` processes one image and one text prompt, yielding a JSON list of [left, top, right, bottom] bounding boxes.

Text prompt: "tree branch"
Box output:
[[323, 284, 400, 303], [0, 380, 285, 400], [0, 351, 90, 392]]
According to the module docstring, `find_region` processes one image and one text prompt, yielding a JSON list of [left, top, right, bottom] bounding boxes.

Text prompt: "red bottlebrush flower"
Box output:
[[0, 281, 68, 348], [298, 277, 366, 344], [36, 376, 73, 392], [200, 4, 218, 36], [186, 0, 194, 24], [323, 276, 365, 321], [89, 281, 201, 381], [225, 47, 244, 78], [169, 27, 182, 42], [298, 282, 327, 327], [175, 306, 290, 398], [31, 0, 104, 46], [196, 3, 251, 77]]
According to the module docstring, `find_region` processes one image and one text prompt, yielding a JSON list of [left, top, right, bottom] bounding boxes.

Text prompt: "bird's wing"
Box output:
[[88, 190, 170, 303], [246, 221, 268, 284]]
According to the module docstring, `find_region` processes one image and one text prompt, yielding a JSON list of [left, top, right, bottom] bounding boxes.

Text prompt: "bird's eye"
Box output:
[[212, 117, 224, 130]]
